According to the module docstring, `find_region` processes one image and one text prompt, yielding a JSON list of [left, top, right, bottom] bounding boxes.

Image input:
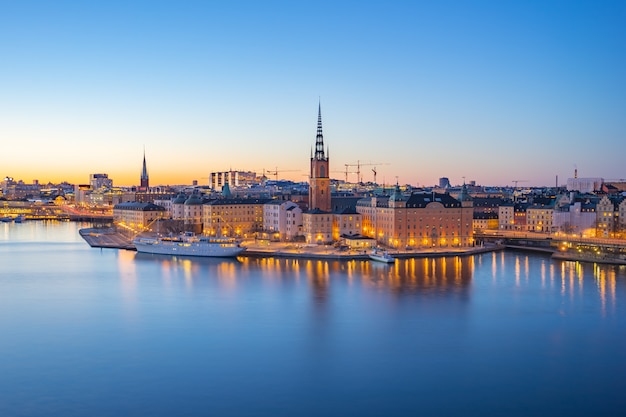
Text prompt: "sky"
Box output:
[[1, 0, 624, 187]]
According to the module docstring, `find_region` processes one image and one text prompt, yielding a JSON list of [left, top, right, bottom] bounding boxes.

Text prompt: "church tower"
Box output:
[[309, 102, 331, 212], [140, 149, 149, 191]]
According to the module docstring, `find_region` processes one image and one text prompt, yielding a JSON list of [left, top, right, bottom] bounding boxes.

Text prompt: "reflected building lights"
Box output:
[[120, 250, 622, 319], [118, 250, 138, 301]]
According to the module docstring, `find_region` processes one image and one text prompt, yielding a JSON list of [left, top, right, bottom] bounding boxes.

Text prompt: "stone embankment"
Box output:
[[79, 227, 501, 260], [79, 228, 135, 250]]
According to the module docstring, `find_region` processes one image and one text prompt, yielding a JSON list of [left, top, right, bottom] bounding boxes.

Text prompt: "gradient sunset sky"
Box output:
[[1, 0, 624, 187]]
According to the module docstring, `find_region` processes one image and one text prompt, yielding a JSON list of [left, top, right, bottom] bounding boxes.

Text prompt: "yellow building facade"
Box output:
[[202, 198, 269, 238], [356, 188, 474, 249]]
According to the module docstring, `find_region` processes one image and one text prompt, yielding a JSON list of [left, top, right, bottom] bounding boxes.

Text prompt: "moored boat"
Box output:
[[133, 233, 246, 258], [369, 247, 395, 263]]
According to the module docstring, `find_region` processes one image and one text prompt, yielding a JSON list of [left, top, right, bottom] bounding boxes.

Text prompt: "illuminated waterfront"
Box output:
[[1, 222, 625, 416]]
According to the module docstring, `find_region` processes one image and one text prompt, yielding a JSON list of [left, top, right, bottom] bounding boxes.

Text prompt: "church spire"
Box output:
[[314, 101, 325, 160], [140, 148, 149, 190]]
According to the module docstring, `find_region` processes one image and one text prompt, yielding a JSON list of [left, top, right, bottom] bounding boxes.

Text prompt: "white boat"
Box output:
[[369, 248, 395, 263], [133, 233, 246, 258]]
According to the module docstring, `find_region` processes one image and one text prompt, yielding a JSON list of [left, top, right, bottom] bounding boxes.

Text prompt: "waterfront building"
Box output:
[[302, 209, 333, 244], [498, 204, 514, 230], [498, 202, 529, 231], [113, 202, 166, 231], [202, 198, 270, 238], [513, 203, 528, 230], [596, 195, 625, 238], [473, 212, 499, 231], [356, 195, 388, 241], [356, 184, 474, 249], [526, 197, 556, 232], [552, 194, 597, 236], [284, 203, 302, 240], [332, 208, 362, 241], [263, 200, 303, 241]]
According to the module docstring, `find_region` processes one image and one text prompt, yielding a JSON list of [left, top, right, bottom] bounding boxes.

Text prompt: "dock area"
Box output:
[[79, 227, 501, 260], [79, 228, 136, 250]]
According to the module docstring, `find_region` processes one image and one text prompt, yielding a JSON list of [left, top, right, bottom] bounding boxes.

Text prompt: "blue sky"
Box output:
[[1, 0, 624, 187]]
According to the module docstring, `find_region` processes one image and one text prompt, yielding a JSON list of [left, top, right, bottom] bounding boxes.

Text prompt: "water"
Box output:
[[1, 222, 625, 416]]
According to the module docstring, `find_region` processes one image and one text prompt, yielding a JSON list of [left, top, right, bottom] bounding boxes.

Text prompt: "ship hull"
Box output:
[[133, 237, 246, 258]]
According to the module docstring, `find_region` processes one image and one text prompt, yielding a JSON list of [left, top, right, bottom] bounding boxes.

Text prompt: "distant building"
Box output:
[[601, 181, 626, 194], [439, 177, 451, 188], [209, 171, 257, 190], [566, 177, 602, 193], [139, 150, 149, 192], [90, 173, 112, 190]]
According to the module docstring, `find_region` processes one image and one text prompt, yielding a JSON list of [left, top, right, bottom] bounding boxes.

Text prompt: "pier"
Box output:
[[79, 227, 500, 260]]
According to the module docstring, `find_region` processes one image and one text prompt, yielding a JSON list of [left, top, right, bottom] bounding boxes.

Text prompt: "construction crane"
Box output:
[[512, 180, 528, 188], [343, 161, 389, 183], [333, 169, 358, 182], [265, 167, 300, 181]]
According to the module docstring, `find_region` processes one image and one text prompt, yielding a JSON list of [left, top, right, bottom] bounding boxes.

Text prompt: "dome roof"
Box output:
[[172, 193, 187, 204], [184, 194, 203, 205]]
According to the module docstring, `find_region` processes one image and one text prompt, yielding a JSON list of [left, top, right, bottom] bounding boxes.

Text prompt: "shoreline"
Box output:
[[79, 227, 501, 260]]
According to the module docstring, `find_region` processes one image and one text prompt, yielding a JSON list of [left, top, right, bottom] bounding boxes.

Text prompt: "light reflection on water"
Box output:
[[1, 222, 625, 417]]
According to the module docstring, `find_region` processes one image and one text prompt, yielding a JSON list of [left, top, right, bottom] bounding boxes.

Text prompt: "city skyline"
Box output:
[[1, 1, 624, 187]]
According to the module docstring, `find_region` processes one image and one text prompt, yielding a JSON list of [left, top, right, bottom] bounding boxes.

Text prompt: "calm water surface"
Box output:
[[1, 222, 625, 416]]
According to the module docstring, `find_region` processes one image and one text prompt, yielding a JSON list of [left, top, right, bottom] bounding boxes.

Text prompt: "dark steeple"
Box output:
[[314, 101, 326, 161], [140, 148, 149, 190]]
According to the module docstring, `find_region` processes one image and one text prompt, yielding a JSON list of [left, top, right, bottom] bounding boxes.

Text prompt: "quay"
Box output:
[[79, 227, 501, 260], [79, 228, 135, 250]]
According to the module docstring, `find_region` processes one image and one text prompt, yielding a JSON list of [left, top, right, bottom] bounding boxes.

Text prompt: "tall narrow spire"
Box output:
[[140, 148, 149, 190], [314, 101, 325, 160]]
